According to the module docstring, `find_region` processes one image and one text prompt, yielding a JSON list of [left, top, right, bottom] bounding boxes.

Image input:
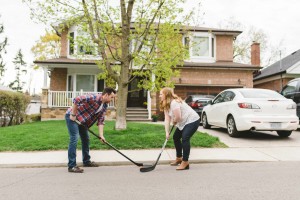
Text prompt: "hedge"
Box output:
[[0, 90, 30, 126]]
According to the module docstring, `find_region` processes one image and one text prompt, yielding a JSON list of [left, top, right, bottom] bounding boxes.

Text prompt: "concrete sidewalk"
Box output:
[[1, 146, 300, 168]]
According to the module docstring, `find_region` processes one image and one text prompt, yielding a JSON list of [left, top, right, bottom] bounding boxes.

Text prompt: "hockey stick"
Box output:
[[140, 125, 175, 172], [75, 120, 144, 167]]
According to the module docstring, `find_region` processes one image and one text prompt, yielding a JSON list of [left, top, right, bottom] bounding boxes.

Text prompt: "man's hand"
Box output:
[[70, 115, 76, 121]]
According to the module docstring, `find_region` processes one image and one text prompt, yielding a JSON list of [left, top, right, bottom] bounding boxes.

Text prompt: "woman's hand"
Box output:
[[99, 135, 106, 144], [166, 132, 170, 140]]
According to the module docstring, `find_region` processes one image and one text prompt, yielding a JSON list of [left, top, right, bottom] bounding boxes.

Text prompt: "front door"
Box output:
[[127, 78, 147, 107]]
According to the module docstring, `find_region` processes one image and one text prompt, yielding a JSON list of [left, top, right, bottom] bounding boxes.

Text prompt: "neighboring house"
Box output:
[[35, 24, 261, 121], [254, 49, 300, 92], [26, 95, 41, 115]]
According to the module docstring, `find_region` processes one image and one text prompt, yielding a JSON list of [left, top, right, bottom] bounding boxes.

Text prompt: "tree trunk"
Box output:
[[115, 62, 129, 130], [115, 82, 128, 130]]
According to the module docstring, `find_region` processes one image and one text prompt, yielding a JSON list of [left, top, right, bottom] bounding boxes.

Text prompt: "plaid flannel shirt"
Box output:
[[66, 94, 107, 128]]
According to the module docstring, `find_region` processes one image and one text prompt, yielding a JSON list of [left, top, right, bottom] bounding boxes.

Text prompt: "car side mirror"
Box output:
[[208, 100, 213, 105]]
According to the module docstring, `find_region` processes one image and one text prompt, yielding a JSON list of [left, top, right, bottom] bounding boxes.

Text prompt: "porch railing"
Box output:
[[48, 91, 115, 108]]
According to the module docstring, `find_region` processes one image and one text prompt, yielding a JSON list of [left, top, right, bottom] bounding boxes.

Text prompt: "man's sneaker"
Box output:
[[68, 166, 84, 173], [83, 161, 99, 167]]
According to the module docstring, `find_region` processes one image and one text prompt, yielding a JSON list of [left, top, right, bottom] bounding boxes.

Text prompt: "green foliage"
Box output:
[[0, 16, 8, 83], [25, 114, 41, 122], [31, 30, 61, 69], [0, 90, 30, 126], [23, 0, 197, 129], [8, 49, 27, 92], [0, 120, 227, 151]]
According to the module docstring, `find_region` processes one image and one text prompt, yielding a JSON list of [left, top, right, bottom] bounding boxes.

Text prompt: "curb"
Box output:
[[0, 159, 269, 169]]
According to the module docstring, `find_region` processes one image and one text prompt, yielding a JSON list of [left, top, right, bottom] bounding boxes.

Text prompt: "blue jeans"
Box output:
[[65, 114, 91, 168], [173, 119, 200, 161]]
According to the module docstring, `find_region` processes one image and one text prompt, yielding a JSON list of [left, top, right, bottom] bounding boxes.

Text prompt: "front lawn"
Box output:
[[0, 120, 227, 151]]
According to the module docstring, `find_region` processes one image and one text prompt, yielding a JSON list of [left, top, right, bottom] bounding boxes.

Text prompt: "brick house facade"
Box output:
[[35, 25, 261, 120]]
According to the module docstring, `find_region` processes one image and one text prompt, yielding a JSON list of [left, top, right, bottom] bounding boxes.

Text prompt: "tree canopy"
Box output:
[[23, 0, 195, 129]]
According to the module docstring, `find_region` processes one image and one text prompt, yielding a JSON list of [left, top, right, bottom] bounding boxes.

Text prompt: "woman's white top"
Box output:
[[168, 99, 200, 130]]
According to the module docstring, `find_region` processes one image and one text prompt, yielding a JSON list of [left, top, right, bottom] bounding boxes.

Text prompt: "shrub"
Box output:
[[0, 90, 30, 126]]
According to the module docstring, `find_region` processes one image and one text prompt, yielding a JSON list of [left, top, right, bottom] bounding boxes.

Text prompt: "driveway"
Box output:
[[198, 126, 300, 148]]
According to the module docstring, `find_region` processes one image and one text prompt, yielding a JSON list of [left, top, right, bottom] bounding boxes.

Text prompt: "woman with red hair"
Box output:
[[159, 87, 200, 170]]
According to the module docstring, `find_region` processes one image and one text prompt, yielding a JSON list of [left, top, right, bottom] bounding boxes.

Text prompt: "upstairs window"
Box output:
[[68, 27, 98, 57], [192, 36, 209, 57], [184, 32, 216, 62]]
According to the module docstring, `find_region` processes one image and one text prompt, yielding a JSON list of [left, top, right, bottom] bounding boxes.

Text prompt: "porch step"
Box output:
[[126, 107, 151, 121]]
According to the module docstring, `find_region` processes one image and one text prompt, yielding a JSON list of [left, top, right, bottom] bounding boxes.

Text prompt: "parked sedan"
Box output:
[[185, 95, 214, 117], [201, 88, 298, 137]]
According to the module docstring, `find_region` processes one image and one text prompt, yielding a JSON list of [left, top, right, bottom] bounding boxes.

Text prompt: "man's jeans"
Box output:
[[173, 119, 200, 161], [65, 114, 91, 168]]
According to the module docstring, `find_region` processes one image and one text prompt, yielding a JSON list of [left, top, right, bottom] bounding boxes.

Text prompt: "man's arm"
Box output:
[[98, 124, 106, 143]]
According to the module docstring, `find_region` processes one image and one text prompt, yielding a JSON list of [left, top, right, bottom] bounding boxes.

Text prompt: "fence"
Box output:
[[48, 91, 115, 108]]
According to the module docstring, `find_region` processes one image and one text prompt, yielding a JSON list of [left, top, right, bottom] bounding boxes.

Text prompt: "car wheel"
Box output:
[[227, 116, 240, 137], [202, 113, 211, 129], [277, 131, 292, 137]]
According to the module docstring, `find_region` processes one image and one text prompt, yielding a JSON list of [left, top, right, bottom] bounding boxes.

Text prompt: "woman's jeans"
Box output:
[[173, 119, 200, 161], [65, 114, 91, 168]]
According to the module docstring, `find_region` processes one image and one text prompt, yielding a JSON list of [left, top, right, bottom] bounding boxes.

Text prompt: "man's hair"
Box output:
[[103, 87, 117, 95]]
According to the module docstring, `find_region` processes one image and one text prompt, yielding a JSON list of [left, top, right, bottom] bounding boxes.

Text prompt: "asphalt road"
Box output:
[[1, 162, 300, 200], [198, 126, 300, 148]]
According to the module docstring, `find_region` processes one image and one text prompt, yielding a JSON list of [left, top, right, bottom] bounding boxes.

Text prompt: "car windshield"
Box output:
[[240, 90, 285, 99]]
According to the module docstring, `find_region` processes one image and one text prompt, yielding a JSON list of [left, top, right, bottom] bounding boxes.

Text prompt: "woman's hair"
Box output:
[[159, 87, 182, 112]]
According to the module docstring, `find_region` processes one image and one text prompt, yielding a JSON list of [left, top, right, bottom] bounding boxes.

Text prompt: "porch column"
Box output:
[[147, 90, 151, 119], [42, 66, 48, 88]]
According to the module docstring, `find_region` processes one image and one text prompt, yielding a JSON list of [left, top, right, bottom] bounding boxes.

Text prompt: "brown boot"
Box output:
[[170, 157, 182, 166], [176, 161, 189, 170]]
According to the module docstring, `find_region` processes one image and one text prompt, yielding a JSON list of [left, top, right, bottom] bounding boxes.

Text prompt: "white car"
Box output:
[[201, 88, 298, 137]]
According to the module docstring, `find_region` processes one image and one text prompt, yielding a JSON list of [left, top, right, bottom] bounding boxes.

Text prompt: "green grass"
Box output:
[[0, 120, 227, 151]]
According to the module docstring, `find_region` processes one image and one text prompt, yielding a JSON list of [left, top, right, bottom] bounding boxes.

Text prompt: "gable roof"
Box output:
[[254, 49, 300, 80]]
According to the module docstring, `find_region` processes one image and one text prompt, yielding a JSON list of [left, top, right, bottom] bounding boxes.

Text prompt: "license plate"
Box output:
[[270, 122, 281, 129]]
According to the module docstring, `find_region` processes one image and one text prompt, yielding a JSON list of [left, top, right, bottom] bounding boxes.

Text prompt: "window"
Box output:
[[281, 80, 298, 96], [97, 79, 105, 92], [192, 36, 209, 57], [184, 32, 216, 62], [69, 32, 75, 55], [76, 75, 95, 92], [68, 27, 98, 57], [224, 92, 235, 102], [213, 92, 226, 104]]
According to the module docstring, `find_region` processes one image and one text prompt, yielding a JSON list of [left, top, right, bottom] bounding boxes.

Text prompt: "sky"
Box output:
[[0, 0, 299, 94]]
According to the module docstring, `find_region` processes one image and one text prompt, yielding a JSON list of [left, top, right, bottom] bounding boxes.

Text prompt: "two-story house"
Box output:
[[35, 24, 261, 121]]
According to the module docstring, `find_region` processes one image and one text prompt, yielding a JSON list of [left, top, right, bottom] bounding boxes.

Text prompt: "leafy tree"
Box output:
[[218, 17, 285, 67], [9, 49, 27, 92], [23, 0, 195, 130], [0, 15, 8, 84], [31, 29, 61, 69]]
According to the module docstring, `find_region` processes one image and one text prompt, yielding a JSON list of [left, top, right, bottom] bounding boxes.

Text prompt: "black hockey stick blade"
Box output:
[[140, 125, 175, 173], [140, 153, 163, 172]]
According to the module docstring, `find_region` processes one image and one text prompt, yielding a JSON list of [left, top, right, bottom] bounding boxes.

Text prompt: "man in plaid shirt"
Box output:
[[65, 87, 116, 173]]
